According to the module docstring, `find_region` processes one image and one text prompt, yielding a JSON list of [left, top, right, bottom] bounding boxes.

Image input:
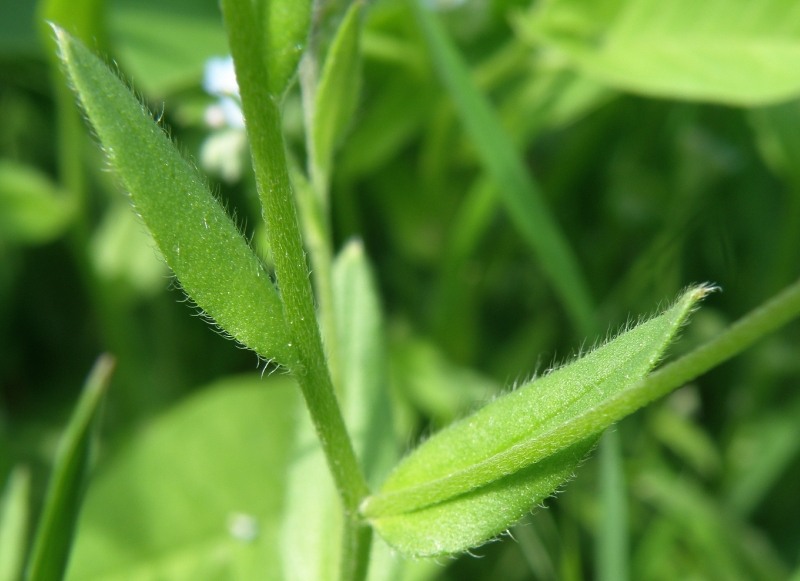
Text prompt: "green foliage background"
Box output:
[[1, 0, 799, 578]]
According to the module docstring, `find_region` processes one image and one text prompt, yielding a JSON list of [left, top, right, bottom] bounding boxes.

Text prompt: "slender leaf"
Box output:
[[363, 286, 710, 556], [515, 0, 800, 106], [53, 27, 293, 365], [26, 354, 114, 581], [260, 0, 313, 96], [0, 467, 30, 581], [0, 161, 75, 244], [597, 430, 629, 581], [311, 1, 364, 184]]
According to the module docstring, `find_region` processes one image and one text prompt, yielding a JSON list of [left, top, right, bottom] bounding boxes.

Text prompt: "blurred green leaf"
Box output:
[[515, 0, 800, 106], [725, 398, 800, 516], [259, 0, 312, 96], [26, 354, 114, 581], [0, 161, 75, 245], [597, 430, 629, 581], [311, 1, 363, 184], [333, 240, 396, 487], [66, 375, 299, 580], [0, 467, 30, 581], [108, 0, 228, 97], [650, 406, 721, 479], [89, 200, 167, 301], [363, 286, 709, 556], [390, 336, 499, 428], [636, 467, 789, 580], [39, 0, 104, 49], [54, 26, 293, 365]]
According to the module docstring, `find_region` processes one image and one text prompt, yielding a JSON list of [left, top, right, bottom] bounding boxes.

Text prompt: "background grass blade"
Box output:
[[411, 0, 595, 335], [0, 467, 30, 581], [597, 430, 629, 581], [25, 354, 114, 581]]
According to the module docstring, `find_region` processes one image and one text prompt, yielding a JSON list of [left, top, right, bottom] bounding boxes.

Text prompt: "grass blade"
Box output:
[[25, 354, 114, 581], [0, 467, 30, 581], [411, 0, 594, 334]]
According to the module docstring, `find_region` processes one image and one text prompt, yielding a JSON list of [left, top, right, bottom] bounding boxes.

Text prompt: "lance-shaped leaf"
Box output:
[[361, 285, 712, 556], [53, 26, 292, 365], [26, 354, 114, 581], [311, 1, 364, 184], [261, 0, 313, 96]]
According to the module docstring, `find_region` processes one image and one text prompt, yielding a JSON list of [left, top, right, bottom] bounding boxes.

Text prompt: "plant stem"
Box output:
[[221, 0, 368, 517]]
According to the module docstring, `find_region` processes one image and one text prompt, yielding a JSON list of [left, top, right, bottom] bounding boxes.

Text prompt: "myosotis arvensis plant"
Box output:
[[48, 0, 800, 578]]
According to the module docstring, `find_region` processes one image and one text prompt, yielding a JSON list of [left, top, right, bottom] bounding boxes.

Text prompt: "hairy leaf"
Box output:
[[362, 286, 712, 556], [53, 27, 292, 364]]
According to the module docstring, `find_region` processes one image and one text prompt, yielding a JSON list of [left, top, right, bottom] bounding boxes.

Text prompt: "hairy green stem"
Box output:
[[221, 0, 368, 517]]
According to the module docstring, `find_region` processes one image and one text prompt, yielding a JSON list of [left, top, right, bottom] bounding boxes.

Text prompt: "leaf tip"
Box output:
[[691, 282, 721, 301]]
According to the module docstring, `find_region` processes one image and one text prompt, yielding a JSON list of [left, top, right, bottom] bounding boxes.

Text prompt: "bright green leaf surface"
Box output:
[[0, 467, 30, 581], [53, 27, 292, 365], [516, 0, 800, 106], [26, 354, 114, 581], [65, 375, 298, 580], [363, 286, 710, 556], [311, 1, 363, 184]]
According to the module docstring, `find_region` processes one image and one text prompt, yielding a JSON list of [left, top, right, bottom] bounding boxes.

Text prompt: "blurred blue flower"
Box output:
[[201, 56, 247, 181]]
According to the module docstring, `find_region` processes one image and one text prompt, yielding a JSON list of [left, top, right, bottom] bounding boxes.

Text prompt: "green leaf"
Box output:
[[53, 26, 293, 365], [0, 161, 75, 244], [26, 355, 114, 581], [261, 0, 313, 96], [311, 1, 363, 183], [107, 0, 228, 97], [0, 467, 30, 581], [332, 240, 396, 486], [65, 375, 299, 580], [362, 286, 711, 556], [89, 200, 168, 301], [515, 0, 800, 106], [390, 336, 499, 429]]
